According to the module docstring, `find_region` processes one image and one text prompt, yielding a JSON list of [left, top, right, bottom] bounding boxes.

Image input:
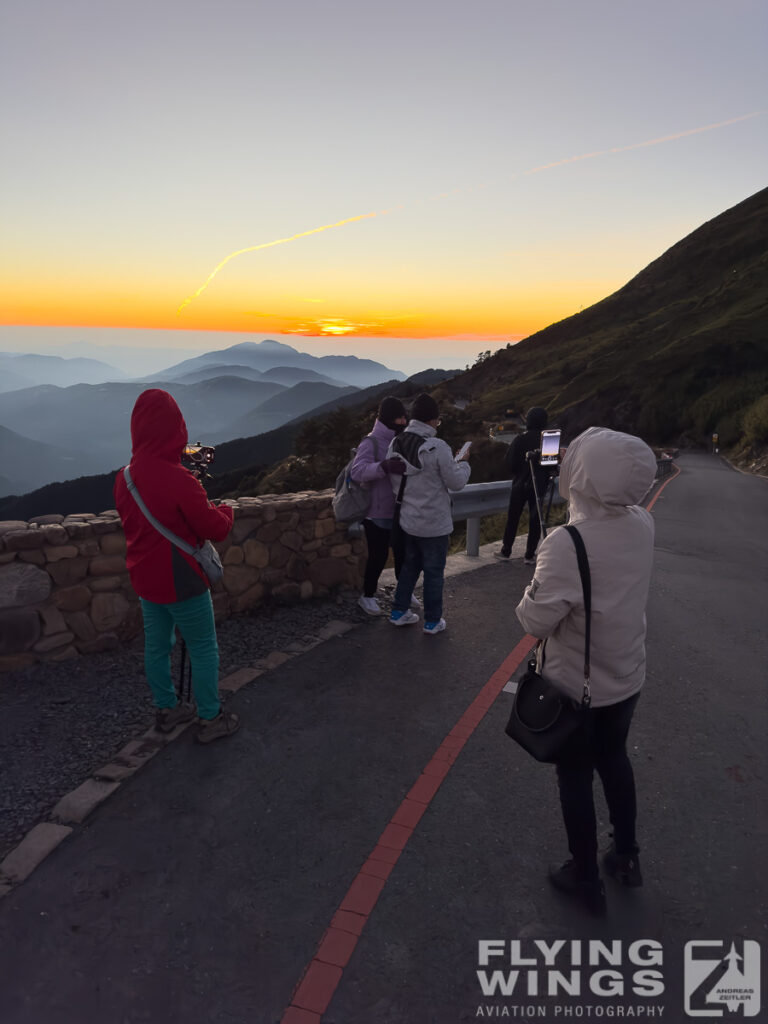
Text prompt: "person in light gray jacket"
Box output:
[[387, 393, 471, 634], [516, 426, 657, 916]]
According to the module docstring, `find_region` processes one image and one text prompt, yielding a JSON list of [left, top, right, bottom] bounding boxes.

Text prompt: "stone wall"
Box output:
[[0, 491, 365, 672]]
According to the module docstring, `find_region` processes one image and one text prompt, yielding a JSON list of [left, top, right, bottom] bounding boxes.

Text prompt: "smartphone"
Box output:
[[539, 429, 561, 466], [454, 441, 472, 461]]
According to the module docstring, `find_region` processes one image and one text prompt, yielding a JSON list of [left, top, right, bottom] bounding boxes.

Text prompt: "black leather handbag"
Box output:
[[505, 525, 592, 763]]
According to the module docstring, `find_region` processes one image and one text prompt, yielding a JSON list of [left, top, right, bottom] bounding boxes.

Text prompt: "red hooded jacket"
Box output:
[[113, 389, 233, 604]]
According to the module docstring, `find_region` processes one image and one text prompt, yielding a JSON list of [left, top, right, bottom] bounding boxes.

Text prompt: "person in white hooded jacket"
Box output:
[[516, 426, 657, 916], [387, 393, 471, 634]]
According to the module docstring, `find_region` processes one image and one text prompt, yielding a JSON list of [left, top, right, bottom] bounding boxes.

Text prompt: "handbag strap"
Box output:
[[123, 466, 197, 557], [392, 470, 408, 526], [564, 524, 592, 707]]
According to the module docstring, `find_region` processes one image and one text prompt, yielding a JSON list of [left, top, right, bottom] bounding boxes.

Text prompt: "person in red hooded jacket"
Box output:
[[114, 389, 239, 744]]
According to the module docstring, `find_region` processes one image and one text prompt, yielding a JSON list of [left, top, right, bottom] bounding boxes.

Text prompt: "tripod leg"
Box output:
[[529, 460, 547, 540]]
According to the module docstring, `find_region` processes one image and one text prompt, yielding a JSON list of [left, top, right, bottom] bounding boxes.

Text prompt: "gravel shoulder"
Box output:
[[0, 590, 369, 860]]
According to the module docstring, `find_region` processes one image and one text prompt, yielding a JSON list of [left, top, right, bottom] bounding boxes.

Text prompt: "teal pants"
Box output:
[[140, 591, 220, 721]]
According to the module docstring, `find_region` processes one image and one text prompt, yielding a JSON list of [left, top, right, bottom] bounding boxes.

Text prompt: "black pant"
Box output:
[[362, 519, 404, 597], [555, 693, 640, 880], [502, 483, 540, 558]]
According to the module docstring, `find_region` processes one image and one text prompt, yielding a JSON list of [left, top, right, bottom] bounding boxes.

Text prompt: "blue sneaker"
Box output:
[[423, 618, 446, 635], [390, 609, 420, 626]]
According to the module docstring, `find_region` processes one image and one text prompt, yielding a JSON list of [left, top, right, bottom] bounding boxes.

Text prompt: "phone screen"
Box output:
[[540, 429, 561, 465]]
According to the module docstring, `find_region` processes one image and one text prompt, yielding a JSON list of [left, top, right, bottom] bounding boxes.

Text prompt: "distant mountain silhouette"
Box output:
[[153, 339, 405, 387], [0, 424, 105, 497], [223, 381, 358, 439], [170, 363, 346, 388], [0, 352, 126, 392]]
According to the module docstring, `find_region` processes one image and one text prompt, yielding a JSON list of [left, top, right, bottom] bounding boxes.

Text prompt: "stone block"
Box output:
[[63, 513, 96, 521], [0, 652, 37, 671], [39, 605, 67, 635], [92, 762, 139, 782], [302, 539, 322, 552], [315, 519, 336, 539], [29, 514, 65, 526], [281, 531, 303, 552], [230, 582, 265, 613], [271, 581, 301, 603], [0, 608, 41, 654], [0, 563, 52, 609], [330, 543, 352, 558], [223, 545, 244, 565], [308, 558, 349, 588], [0, 552, 17, 565], [300, 580, 313, 600], [63, 610, 97, 641], [78, 633, 119, 654], [243, 539, 269, 568], [45, 645, 79, 662], [230, 518, 259, 545], [91, 518, 119, 535], [211, 591, 230, 620], [256, 521, 283, 543], [52, 584, 92, 612], [52, 779, 121, 824], [44, 545, 79, 562], [18, 550, 45, 565], [219, 666, 263, 693], [3, 530, 45, 551], [0, 823, 73, 883], [268, 544, 290, 569], [47, 557, 89, 587], [90, 592, 129, 632], [63, 521, 93, 540], [263, 650, 293, 669], [99, 532, 126, 555], [318, 620, 354, 640], [33, 632, 75, 653], [40, 524, 69, 546], [0, 521, 28, 539], [222, 565, 258, 597], [76, 540, 101, 557], [89, 555, 126, 576], [90, 576, 123, 592], [287, 554, 308, 580], [99, 509, 120, 518]]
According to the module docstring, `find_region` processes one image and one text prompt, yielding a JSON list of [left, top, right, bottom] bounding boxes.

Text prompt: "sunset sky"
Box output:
[[1, 0, 765, 373]]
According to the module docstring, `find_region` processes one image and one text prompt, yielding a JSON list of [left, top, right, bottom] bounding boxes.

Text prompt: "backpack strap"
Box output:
[[564, 524, 591, 707], [123, 466, 197, 557]]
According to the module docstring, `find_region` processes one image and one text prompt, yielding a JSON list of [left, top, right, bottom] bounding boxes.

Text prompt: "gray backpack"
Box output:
[[332, 436, 381, 524]]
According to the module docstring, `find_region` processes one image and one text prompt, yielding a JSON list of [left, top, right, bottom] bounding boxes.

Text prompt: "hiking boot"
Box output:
[[196, 711, 240, 744], [603, 844, 643, 887], [155, 701, 195, 733], [548, 860, 607, 918], [423, 618, 447, 635], [390, 609, 420, 626], [358, 595, 383, 616]]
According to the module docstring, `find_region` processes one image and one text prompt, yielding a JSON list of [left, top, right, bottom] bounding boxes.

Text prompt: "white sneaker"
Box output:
[[410, 594, 421, 608], [423, 618, 447, 635], [390, 609, 420, 626], [358, 595, 382, 616], [523, 556, 536, 566]]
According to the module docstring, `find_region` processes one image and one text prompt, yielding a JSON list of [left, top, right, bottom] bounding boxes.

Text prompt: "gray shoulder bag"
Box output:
[[123, 466, 224, 585]]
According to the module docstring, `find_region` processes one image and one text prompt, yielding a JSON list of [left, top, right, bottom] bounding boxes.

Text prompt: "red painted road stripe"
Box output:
[[646, 463, 681, 511], [281, 636, 534, 1021]]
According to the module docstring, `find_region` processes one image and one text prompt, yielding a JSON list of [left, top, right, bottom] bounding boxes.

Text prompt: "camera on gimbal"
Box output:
[[182, 442, 216, 480]]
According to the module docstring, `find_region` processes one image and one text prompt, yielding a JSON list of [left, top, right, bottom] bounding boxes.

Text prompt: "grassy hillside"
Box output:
[[437, 187, 768, 451]]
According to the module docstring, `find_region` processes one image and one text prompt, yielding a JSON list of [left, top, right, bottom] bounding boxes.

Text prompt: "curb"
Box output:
[[0, 618, 357, 899]]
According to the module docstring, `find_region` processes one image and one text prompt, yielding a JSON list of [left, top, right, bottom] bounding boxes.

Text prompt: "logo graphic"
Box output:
[[684, 940, 761, 1017]]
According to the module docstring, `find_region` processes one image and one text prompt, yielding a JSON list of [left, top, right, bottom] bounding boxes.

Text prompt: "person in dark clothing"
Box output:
[[496, 406, 550, 564]]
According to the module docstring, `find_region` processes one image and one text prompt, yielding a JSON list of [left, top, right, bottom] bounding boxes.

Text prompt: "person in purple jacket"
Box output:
[[350, 397, 413, 615]]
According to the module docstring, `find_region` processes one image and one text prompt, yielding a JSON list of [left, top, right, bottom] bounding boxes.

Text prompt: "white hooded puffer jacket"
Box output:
[[515, 427, 657, 707]]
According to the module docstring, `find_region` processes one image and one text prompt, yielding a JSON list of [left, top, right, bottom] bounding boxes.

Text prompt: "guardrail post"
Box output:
[[466, 517, 481, 557]]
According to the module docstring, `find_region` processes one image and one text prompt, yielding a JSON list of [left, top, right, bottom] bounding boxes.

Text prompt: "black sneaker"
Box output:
[[548, 860, 607, 918], [603, 845, 643, 887]]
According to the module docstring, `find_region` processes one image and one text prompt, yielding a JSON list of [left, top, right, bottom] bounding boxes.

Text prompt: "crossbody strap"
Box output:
[[123, 466, 197, 557], [564, 524, 592, 707]]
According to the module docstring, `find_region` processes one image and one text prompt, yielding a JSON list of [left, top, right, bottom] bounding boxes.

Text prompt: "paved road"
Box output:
[[0, 453, 765, 1023]]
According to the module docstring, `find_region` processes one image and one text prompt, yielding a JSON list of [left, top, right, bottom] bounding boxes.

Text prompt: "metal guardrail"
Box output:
[[452, 458, 675, 556]]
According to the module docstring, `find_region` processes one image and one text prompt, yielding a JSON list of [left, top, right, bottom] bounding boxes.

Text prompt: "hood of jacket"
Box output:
[[559, 427, 657, 519], [390, 419, 436, 472], [131, 389, 188, 463]]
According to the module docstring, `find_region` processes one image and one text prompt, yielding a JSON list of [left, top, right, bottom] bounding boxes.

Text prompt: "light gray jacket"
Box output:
[[387, 420, 471, 537], [515, 427, 657, 707]]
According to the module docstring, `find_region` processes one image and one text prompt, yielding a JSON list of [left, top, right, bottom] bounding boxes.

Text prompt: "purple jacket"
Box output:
[[349, 419, 396, 520]]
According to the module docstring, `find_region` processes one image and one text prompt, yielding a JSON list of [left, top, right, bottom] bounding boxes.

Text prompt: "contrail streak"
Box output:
[[177, 111, 762, 314]]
